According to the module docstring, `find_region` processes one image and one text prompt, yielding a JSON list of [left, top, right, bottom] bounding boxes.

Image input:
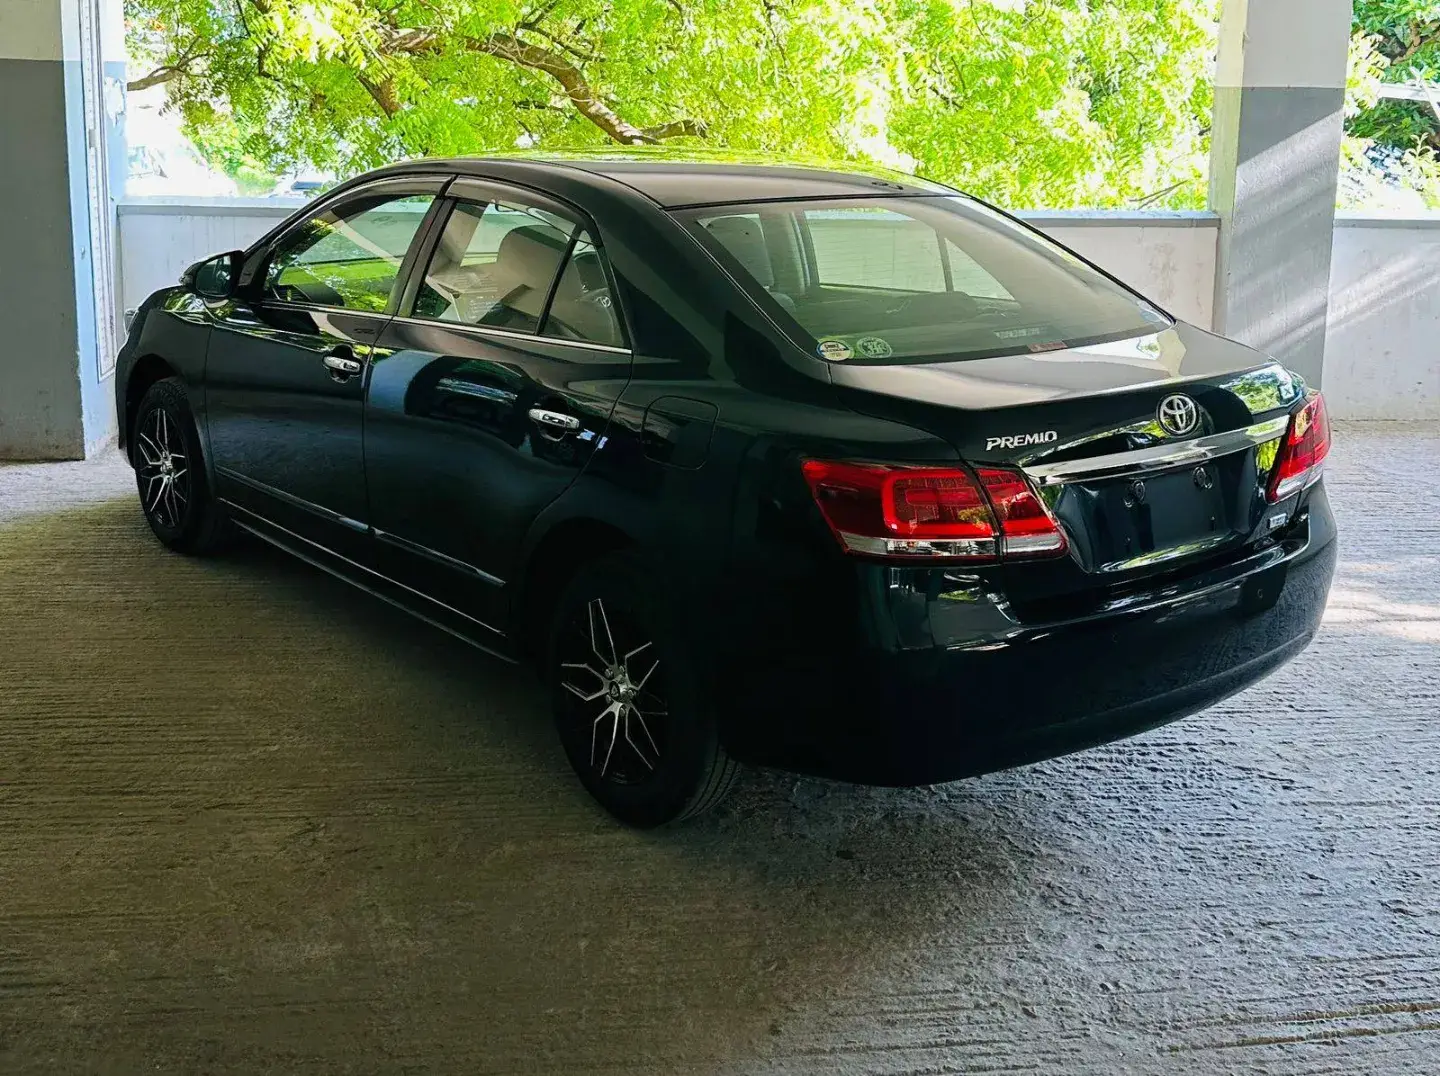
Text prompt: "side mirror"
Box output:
[[183, 250, 243, 300]]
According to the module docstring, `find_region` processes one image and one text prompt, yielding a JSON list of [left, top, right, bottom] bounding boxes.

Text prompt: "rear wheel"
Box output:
[[132, 377, 229, 555], [548, 552, 741, 827]]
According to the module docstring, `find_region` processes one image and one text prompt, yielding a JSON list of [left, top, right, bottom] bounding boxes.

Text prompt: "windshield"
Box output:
[[681, 196, 1169, 364]]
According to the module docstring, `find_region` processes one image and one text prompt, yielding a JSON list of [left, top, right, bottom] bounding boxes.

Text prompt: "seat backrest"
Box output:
[[484, 223, 571, 326], [704, 216, 775, 288]]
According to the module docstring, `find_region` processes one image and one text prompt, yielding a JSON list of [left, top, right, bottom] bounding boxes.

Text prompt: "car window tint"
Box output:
[[265, 194, 434, 312], [541, 232, 623, 347], [689, 197, 1165, 364], [700, 213, 801, 315], [807, 207, 947, 292], [413, 198, 576, 332]]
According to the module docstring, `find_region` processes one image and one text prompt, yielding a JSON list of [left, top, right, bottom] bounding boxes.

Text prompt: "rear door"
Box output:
[[204, 178, 446, 561], [367, 178, 631, 628]]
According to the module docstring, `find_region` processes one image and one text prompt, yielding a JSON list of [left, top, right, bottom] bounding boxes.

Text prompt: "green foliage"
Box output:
[[125, 0, 1218, 208], [1345, 1, 1440, 207]]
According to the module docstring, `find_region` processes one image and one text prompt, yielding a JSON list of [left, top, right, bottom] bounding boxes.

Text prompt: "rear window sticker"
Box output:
[[855, 336, 893, 359], [817, 339, 853, 361]]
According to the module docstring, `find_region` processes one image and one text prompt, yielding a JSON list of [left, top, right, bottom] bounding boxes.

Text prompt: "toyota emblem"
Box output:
[[1157, 394, 1201, 437]]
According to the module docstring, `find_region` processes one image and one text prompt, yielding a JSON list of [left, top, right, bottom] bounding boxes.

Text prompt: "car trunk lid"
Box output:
[[827, 324, 1306, 579]]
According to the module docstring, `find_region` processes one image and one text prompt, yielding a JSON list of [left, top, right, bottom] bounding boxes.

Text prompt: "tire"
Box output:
[[547, 550, 741, 827], [131, 377, 230, 555]]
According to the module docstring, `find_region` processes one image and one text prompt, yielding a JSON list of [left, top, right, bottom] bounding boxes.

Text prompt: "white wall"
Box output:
[[115, 199, 1440, 419], [1022, 211, 1218, 329], [1324, 216, 1440, 419], [118, 198, 303, 311]]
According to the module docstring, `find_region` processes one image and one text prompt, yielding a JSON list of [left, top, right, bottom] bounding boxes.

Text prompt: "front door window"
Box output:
[[264, 194, 436, 312]]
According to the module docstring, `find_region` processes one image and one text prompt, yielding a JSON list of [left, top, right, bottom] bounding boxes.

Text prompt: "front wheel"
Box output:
[[548, 552, 741, 827], [132, 377, 230, 555]]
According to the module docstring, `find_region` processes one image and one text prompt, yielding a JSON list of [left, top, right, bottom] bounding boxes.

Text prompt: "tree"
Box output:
[[1345, 2, 1440, 207], [124, 0, 1217, 208]]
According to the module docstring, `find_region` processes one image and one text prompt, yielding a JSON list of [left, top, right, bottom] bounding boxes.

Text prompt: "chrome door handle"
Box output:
[[323, 353, 363, 376], [528, 408, 581, 432]]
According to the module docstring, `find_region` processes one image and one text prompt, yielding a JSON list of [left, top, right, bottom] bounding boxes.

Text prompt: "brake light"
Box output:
[[801, 460, 1066, 561], [977, 469, 1069, 556], [1267, 392, 1331, 503]]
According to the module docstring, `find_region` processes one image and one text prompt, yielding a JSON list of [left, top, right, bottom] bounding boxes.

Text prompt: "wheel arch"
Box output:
[[122, 354, 180, 460], [514, 514, 639, 661]]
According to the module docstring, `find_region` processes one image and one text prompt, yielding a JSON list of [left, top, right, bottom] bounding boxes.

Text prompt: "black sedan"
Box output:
[[116, 154, 1337, 826]]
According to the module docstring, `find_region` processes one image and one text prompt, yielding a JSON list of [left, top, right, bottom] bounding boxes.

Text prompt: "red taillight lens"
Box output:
[[1268, 392, 1331, 503], [885, 472, 994, 538], [801, 460, 1065, 561], [977, 468, 1069, 556]]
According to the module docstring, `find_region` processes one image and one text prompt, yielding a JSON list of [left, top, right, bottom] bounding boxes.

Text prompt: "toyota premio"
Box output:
[[115, 155, 1337, 826]]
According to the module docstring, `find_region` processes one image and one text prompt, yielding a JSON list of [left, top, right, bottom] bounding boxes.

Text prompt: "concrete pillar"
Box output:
[[0, 0, 123, 459], [1210, 0, 1351, 387]]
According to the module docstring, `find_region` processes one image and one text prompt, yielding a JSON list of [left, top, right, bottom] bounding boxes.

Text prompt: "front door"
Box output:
[[204, 179, 444, 560], [367, 181, 632, 629]]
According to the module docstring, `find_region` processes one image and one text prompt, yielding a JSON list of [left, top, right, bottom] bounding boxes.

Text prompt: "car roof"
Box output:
[[372, 149, 959, 209]]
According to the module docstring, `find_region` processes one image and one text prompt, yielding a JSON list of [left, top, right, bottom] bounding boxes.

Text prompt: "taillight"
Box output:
[[801, 460, 1066, 561], [976, 469, 1068, 556], [1267, 392, 1331, 503]]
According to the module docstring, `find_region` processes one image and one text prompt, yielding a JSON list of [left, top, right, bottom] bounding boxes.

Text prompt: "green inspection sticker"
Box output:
[[817, 339, 853, 361], [855, 336, 893, 358]]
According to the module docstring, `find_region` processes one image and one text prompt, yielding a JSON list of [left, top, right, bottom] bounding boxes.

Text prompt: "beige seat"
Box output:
[[479, 224, 571, 331], [703, 216, 797, 313]]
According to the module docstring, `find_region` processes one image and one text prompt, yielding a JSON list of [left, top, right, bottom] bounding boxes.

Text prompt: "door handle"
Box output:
[[323, 350, 363, 379], [527, 408, 581, 432]]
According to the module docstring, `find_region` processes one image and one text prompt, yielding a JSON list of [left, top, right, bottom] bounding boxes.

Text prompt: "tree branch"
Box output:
[[379, 27, 704, 144], [126, 41, 209, 91], [517, 24, 602, 64], [127, 64, 189, 91], [357, 73, 401, 117], [639, 118, 708, 140]]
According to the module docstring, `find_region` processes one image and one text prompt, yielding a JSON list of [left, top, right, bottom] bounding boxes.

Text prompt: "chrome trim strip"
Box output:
[[254, 299, 394, 325], [217, 467, 368, 532], [1097, 533, 1235, 574], [373, 528, 506, 588], [227, 515, 516, 664], [840, 531, 999, 559], [386, 313, 633, 355], [1024, 415, 1290, 485], [221, 499, 508, 639]]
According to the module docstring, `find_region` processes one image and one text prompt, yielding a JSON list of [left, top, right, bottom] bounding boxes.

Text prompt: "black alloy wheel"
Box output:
[[549, 552, 740, 826], [132, 377, 230, 554], [558, 595, 670, 785], [135, 401, 191, 533]]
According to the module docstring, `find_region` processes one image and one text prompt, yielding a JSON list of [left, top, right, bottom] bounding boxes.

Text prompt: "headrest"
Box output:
[[704, 215, 773, 288], [492, 224, 570, 295]]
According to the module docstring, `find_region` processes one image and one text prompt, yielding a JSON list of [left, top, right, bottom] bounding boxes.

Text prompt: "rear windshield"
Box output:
[[680, 196, 1169, 364]]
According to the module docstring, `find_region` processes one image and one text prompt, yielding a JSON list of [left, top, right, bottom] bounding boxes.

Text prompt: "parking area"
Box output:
[[1, 422, 1436, 1074]]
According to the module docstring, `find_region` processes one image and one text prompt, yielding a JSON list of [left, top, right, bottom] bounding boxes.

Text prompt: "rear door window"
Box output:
[[541, 233, 624, 347], [412, 198, 577, 332]]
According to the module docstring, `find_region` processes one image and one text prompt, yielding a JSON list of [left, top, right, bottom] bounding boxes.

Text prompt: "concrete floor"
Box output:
[[1, 423, 1437, 1074]]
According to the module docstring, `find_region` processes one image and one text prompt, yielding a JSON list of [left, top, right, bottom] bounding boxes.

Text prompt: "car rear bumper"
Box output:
[[723, 488, 1337, 786]]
